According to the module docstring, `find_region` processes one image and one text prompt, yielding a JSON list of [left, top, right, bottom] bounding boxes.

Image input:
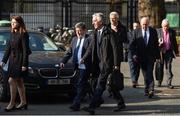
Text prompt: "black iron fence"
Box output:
[[0, 0, 138, 30]]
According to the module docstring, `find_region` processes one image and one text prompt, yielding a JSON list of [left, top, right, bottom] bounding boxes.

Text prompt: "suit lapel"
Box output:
[[140, 29, 146, 46], [99, 27, 106, 46], [160, 29, 163, 38], [72, 37, 78, 51], [148, 28, 151, 45]]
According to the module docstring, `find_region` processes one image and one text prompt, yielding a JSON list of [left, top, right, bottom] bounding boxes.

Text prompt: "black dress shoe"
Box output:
[[4, 106, 16, 112], [113, 103, 126, 112], [82, 107, 95, 115], [132, 84, 137, 88], [144, 92, 149, 96], [132, 82, 138, 88], [95, 99, 104, 108], [167, 85, 174, 89], [157, 81, 162, 87], [148, 91, 154, 98], [69, 105, 80, 111]]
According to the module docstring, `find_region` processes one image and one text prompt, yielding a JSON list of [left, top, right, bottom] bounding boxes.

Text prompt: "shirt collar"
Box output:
[[98, 26, 104, 33]]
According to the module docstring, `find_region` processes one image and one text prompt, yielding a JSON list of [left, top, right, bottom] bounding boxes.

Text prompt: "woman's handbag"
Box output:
[[107, 70, 124, 91]]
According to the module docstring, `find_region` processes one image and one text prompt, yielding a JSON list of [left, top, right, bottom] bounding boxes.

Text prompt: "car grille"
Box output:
[[59, 68, 77, 78], [38, 68, 58, 78], [38, 68, 76, 78]]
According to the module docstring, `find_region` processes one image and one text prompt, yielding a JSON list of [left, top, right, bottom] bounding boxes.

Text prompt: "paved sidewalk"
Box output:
[[117, 56, 180, 115]]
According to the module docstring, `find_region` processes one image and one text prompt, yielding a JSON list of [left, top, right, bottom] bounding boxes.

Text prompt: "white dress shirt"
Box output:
[[76, 37, 86, 69]]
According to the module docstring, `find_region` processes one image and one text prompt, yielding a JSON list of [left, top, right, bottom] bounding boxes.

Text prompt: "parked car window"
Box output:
[[0, 32, 10, 51], [29, 33, 59, 51]]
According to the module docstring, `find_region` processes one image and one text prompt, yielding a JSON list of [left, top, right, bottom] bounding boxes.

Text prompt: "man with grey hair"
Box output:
[[60, 22, 92, 111], [108, 11, 128, 66], [130, 16, 160, 98], [81, 12, 125, 114], [155, 19, 178, 88]]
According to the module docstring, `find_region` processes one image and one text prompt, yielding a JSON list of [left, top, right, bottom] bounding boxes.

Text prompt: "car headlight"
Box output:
[[28, 67, 34, 74]]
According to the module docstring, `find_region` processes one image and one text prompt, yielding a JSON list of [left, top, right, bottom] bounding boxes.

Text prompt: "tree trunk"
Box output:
[[138, 0, 166, 28]]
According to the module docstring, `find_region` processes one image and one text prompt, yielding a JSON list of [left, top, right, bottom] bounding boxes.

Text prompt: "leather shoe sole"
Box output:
[[69, 105, 80, 111], [96, 99, 104, 108], [113, 104, 126, 112], [82, 107, 95, 115], [167, 85, 174, 89], [148, 91, 154, 98]]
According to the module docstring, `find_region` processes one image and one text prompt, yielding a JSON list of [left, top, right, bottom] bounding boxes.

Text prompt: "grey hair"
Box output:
[[92, 12, 104, 22], [74, 22, 86, 30], [161, 19, 169, 25], [140, 16, 150, 23], [109, 11, 119, 19]]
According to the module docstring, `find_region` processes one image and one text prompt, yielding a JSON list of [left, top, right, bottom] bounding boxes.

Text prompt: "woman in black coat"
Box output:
[[0, 16, 29, 111]]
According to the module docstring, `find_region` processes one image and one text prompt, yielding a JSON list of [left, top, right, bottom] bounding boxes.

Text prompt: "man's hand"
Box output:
[[158, 38, 163, 46], [133, 55, 139, 63], [22, 66, 27, 71], [60, 63, 65, 69], [156, 59, 161, 62], [79, 58, 84, 64]]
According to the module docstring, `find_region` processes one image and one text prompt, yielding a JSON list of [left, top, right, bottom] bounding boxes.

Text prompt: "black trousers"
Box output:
[[89, 69, 124, 109]]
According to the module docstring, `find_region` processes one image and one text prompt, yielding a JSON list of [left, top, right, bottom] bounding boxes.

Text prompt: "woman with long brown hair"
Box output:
[[0, 16, 29, 112]]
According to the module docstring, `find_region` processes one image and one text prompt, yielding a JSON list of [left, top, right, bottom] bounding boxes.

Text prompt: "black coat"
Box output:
[[130, 27, 160, 62], [108, 22, 128, 62], [82, 26, 120, 76], [2, 32, 29, 78]]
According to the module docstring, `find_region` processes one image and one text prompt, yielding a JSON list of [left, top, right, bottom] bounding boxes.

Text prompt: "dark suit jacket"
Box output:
[[61, 34, 92, 72], [108, 22, 128, 62], [130, 27, 160, 62], [156, 28, 178, 58], [82, 26, 120, 76]]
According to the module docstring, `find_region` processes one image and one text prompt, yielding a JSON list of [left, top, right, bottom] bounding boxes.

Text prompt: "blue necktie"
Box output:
[[74, 38, 82, 63], [144, 30, 147, 45]]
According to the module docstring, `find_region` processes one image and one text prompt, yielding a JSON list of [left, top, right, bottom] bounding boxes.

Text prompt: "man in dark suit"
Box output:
[[81, 12, 125, 115], [60, 22, 92, 111], [128, 22, 141, 88], [155, 19, 178, 88], [130, 17, 160, 98]]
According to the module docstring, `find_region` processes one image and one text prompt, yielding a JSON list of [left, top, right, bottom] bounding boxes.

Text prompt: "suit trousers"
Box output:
[[72, 69, 88, 108], [160, 51, 173, 85], [89, 68, 124, 109], [140, 59, 155, 93], [128, 58, 140, 83]]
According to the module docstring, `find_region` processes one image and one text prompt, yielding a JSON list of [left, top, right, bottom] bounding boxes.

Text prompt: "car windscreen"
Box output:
[[29, 33, 59, 51], [0, 31, 59, 51]]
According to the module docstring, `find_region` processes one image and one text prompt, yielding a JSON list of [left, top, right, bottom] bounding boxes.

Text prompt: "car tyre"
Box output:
[[0, 71, 9, 102]]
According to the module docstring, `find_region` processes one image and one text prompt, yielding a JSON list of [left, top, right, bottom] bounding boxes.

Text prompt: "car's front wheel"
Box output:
[[0, 71, 9, 102]]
